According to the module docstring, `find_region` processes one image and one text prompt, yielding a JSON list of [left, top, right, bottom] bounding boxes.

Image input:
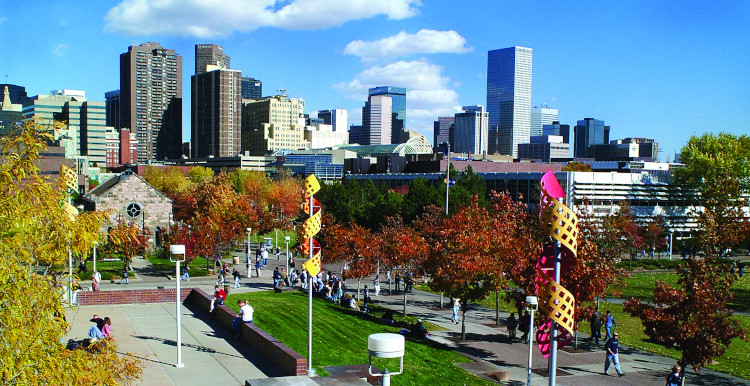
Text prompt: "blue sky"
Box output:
[[1, 1, 748, 161]]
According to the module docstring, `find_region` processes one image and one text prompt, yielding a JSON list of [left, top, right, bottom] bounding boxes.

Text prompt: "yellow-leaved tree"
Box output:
[[0, 121, 141, 384]]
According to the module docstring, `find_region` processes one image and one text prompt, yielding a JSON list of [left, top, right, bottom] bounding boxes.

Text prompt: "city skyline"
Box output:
[[2, 1, 749, 161]]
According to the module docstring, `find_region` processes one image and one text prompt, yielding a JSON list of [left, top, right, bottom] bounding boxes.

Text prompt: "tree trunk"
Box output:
[[495, 291, 500, 326], [357, 279, 361, 302], [461, 299, 468, 340], [402, 288, 408, 316]]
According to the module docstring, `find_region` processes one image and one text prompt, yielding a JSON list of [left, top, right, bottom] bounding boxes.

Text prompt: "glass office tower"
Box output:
[[487, 46, 532, 157], [368, 86, 406, 144]]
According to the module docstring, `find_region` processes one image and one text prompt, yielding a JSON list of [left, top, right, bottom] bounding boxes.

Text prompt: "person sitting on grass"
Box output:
[[381, 310, 396, 325], [348, 295, 360, 311], [401, 319, 429, 338]]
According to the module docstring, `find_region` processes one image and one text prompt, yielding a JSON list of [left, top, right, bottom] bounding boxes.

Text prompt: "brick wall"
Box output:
[[185, 288, 308, 376], [77, 287, 192, 306]]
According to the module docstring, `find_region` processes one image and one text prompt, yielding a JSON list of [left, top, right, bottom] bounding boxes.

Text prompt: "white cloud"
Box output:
[[104, 0, 420, 38], [334, 60, 462, 133], [53, 44, 69, 57], [344, 29, 471, 64]]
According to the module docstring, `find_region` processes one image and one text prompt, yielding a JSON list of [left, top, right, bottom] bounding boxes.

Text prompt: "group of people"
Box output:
[[88, 314, 113, 340], [393, 272, 414, 293], [272, 267, 301, 289]]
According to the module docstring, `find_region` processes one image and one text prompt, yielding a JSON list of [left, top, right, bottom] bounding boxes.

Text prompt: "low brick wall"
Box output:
[[77, 288, 192, 305], [185, 288, 307, 376]]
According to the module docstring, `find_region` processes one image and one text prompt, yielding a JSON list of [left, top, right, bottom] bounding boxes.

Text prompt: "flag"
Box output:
[[302, 255, 321, 277]]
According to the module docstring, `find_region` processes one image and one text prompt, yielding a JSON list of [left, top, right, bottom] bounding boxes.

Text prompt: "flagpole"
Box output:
[[307, 193, 315, 377]]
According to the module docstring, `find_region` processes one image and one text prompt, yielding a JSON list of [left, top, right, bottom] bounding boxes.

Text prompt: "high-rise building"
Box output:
[[542, 121, 570, 144], [433, 116, 455, 149], [348, 125, 364, 145], [574, 118, 610, 158], [487, 46, 533, 157], [241, 94, 307, 155], [105, 89, 121, 130], [241, 77, 262, 100], [0, 84, 30, 105], [518, 135, 570, 162], [105, 127, 138, 167], [317, 109, 348, 132], [23, 90, 109, 166], [191, 64, 242, 158], [531, 106, 558, 137], [368, 86, 405, 143], [195, 44, 230, 75], [120, 42, 183, 162], [453, 105, 489, 155], [362, 94, 392, 145]]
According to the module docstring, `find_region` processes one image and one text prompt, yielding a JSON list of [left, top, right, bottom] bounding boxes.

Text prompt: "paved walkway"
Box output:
[[78, 249, 750, 385], [363, 287, 750, 386], [65, 303, 282, 385]]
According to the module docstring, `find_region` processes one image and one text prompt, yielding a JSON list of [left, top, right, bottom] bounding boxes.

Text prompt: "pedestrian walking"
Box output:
[[666, 365, 681, 386], [739, 261, 745, 278], [604, 310, 617, 340], [118, 267, 129, 284], [507, 313, 518, 344], [590, 310, 602, 344], [451, 298, 460, 324], [519, 311, 530, 343], [373, 275, 380, 296], [232, 268, 241, 288], [180, 263, 190, 281], [604, 332, 624, 377], [395, 273, 401, 292]]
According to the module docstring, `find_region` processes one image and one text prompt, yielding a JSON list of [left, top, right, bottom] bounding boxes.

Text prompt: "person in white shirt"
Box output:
[[233, 300, 254, 337], [92, 270, 101, 291]]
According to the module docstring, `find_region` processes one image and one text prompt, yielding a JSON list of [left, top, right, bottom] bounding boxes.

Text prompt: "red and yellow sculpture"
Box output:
[[301, 175, 322, 277], [535, 171, 579, 357]]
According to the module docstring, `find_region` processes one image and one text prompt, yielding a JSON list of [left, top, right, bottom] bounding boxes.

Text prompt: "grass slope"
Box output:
[[226, 291, 493, 385]]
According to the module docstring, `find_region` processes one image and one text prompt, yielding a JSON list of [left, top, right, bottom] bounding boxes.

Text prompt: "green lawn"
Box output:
[[591, 302, 750, 380], [413, 283, 518, 314], [226, 291, 492, 385], [76, 260, 129, 281], [148, 256, 211, 277], [609, 272, 750, 312]]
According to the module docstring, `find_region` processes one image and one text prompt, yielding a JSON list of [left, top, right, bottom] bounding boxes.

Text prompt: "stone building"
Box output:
[[83, 171, 172, 247]]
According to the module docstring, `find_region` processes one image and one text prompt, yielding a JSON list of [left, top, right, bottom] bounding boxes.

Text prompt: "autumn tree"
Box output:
[[321, 221, 378, 300], [418, 195, 520, 340], [599, 201, 644, 259], [0, 120, 141, 384], [562, 161, 592, 172], [107, 220, 149, 267], [624, 259, 748, 383], [376, 216, 428, 314]]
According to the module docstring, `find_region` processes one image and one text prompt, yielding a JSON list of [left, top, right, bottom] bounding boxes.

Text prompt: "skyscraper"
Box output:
[[195, 44, 230, 75], [120, 42, 183, 162], [317, 109, 348, 132], [241, 94, 307, 155], [574, 118, 610, 158], [368, 86, 405, 143], [362, 94, 392, 145], [542, 121, 571, 144], [191, 65, 242, 158], [105, 89, 121, 130], [453, 105, 488, 155], [531, 106, 558, 137], [433, 116, 455, 149], [487, 46, 533, 157], [241, 77, 262, 100]]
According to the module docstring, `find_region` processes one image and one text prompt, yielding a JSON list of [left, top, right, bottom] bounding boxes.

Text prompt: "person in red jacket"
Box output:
[[210, 285, 226, 312]]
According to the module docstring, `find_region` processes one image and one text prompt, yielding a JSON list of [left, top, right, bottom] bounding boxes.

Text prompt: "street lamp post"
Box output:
[[668, 228, 674, 261], [93, 242, 97, 273], [285, 236, 291, 275], [251, 228, 253, 263], [525, 295, 538, 386], [170, 244, 186, 368]]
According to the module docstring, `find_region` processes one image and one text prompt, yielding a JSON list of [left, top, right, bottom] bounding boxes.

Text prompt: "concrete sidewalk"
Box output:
[[362, 288, 750, 386], [65, 303, 282, 385]]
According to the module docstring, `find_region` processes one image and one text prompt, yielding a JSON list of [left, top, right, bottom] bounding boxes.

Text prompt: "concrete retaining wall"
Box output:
[[185, 288, 308, 376]]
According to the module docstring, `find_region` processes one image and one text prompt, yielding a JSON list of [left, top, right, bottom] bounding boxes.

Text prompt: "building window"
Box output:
[[125, 202, 142, 219]]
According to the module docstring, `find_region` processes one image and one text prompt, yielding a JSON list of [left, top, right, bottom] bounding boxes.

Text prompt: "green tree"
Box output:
[[402, 178, 442, 223], [0, 121, 141, 384], [673, 133, 750, 255], [187, 165, 214, 184]]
